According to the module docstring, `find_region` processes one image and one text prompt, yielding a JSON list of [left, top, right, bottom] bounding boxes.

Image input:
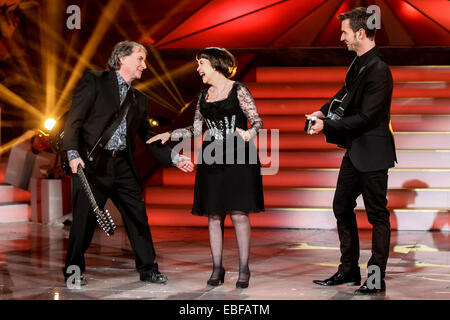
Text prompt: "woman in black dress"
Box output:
[[148, 47, 264, 288]]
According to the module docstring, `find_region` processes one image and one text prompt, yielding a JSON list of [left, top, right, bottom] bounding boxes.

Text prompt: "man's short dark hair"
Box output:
[[107, 41, 148, 70], [338, 7, 376, 40], [196, 47, 236, 78]]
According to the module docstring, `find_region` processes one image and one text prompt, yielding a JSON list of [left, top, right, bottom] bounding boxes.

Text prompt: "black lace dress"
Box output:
[[171, 81, 265, 216]]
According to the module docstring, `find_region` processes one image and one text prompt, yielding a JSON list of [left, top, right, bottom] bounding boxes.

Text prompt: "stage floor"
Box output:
[[0, 222, 448, 300]]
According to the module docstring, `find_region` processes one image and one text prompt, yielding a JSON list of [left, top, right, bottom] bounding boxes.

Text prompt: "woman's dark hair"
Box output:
[[196, 47, 237, 78], [338, 7, 376, 40]]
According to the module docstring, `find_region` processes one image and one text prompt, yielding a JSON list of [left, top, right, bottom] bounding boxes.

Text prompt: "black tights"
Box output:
[[208, 212, 251, 282]]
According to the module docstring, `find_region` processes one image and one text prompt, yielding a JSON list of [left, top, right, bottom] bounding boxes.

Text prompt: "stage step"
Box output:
[[0, 161, 31, 224], [257, 132, 450, 150], [261, 114, 450, 132], [256, 98, 450, 115], [0, 184, 31, 203], [255, 66, 450, 83], [145, 186, 450, 209], [247, 82, 450, 99], [0, 203, 30, 223], [145, 205, 449, 231], [274, 150, 450, 169], [182, 150, 450, 169], [161, 167, 450, 189]]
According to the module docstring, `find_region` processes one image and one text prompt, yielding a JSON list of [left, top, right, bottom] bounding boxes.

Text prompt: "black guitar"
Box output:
[[327, 92, 347, 121], [322, 92, 348, 148], [77, 164, 116, 236]]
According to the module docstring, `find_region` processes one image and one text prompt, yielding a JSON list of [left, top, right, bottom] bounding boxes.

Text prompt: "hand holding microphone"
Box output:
[[304, 116, 317, 135], [305, 111, 325, 135]]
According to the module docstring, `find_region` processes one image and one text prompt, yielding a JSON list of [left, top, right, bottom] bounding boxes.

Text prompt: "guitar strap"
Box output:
[[329, 56, 378, 119], [86, 88, 135, 162]]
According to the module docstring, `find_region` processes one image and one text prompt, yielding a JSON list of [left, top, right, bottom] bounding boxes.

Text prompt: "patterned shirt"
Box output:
[[104, 71, 131, 150]]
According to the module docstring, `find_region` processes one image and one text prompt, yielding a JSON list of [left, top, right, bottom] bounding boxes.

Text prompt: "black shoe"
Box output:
[[207, 268, 226, 286], [236, 267, 250, 289], [313, 271, 361, 286], [140, 263, 168, 284], [64, 275, 87, 287], [354, 279, 386, 295], [236, 275, 250, 289]]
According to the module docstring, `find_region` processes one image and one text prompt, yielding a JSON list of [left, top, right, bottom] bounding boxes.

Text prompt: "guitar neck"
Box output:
[[77, 165, 100, 212]]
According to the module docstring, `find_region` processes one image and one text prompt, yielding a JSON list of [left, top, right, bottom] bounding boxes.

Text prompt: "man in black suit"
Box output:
[[307, 8, 397, 294], [62, 41, 194, 285]]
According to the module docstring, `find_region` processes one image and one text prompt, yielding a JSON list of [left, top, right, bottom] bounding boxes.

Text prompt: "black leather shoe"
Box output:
[[313, 271, 361, 286], [65, 275, 87, 287], [236, 274, 250, 289], [354, 279, 386, 295], [207, 268, 226, 286], [236, 280, 249, 289], [236, 267, 250, 289], [140, 263, 168, 284]]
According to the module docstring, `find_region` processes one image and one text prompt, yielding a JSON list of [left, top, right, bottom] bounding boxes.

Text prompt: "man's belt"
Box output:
[[102, 148, 128, 158]]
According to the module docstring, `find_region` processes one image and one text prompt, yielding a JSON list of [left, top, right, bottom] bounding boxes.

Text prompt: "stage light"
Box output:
[[149, 118, 159, 127], [44, 118, 57, 131]]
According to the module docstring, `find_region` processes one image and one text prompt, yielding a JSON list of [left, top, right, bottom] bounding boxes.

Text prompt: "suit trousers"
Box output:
[[63, 154, 156, 276], [333, 152, 391, 278]]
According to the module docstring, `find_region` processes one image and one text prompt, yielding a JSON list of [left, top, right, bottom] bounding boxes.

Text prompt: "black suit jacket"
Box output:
[[63, 70, 173, 177], [320, 47, 397, 172]]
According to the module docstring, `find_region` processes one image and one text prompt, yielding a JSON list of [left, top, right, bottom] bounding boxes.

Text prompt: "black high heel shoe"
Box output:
[[236, 269, 251, 289], [207, 268, 226, 286]]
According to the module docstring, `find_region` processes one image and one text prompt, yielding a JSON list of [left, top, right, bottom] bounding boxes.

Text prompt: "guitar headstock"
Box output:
[[95, 209, 116, 236]]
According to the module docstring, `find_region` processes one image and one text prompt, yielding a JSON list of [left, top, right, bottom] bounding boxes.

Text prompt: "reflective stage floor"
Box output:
[[0, 222, 448, 300]]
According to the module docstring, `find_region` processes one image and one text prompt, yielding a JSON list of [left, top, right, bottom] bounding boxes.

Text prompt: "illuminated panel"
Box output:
[[157, 0, 282, 45], [375, 0, 415, 45], [155, 0, 449, 48], [407, 0, 449, 31], [158, 0, 325, 48], [386, 0, 450, 45], [314, 0, 353, 45], [273, 0, 341, 47]]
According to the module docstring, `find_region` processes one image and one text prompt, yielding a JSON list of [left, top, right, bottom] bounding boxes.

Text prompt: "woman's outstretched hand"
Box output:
[[175, 155, 194, 172], [146, 132, 171, 145], [236, 128, 251, 142]]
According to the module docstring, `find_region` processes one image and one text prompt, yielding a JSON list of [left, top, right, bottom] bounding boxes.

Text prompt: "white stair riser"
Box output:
[[0, 185, 31, 203], [255, 66, 450, 83], [256, 98, 450, 115], [0, 204, 29, 223]]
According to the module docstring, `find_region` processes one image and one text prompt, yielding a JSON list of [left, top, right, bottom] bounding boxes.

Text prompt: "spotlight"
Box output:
[[44, 118, 57, 131], [148, 118, 159, 127], [148, 116, 171, 127]]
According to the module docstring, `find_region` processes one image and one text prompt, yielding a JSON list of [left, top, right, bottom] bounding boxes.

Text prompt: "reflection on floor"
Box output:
[[0, 222, 448, 300]]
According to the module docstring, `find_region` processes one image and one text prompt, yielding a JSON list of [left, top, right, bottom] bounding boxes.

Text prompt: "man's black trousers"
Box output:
[[333, 153, 391, 278], [63, 153, 156, 276]]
